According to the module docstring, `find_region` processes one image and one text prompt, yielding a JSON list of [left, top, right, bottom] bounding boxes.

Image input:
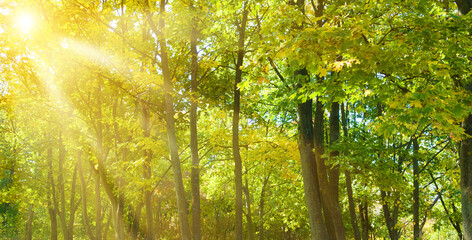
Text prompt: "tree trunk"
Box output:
[[233, 3, 248, 240], [47, 146, 58, 240], [359, 201, 369, 240], [78, 151, 96, 240], [259, 173, 270, 240], [189, 4, 202, 239], [453, 2, 472, 239], [144, 1, 191, 238], [244, 179, 255, 240], [297, 84, 328, 240], [341, 102, 361, 240], [95, 172, 102, 240], [381, 191, 400, 240], [25, 205, 34, 240], [461, 114, 472, 240], [346, 171, 361, 240], [413, 138, 420, 239], [67, 160, 79, 239], [56, 133, 72, 240], [142, 102, 154, 240]]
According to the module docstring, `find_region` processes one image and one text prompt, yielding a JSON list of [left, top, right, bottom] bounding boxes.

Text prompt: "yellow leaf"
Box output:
[[318, 66, 328, 77]]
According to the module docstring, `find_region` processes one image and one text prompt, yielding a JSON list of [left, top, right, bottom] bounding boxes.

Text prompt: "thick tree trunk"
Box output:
[[413, 138, 420, 239], [233, 3, 248, 240], [297, 85, 328, 240], [144, 1, 191, 238], [461, 114, 472, 240], [453, 2, 472, 239], [189, 7, 202, 239]]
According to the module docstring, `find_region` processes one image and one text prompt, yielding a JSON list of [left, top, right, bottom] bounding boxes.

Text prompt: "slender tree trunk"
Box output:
[[413, 138, 420, 239], [78, 151, 96, 240], [346, 171, 361, 240], [57, 133, 69, 240], [381, 191, 400, 240], [244, 179, 255, 240], [341, 102, 361, 240], [67, 161, 79, 239], [95, 172, 102, 240], [141, 102, 154, 240], [259, 173, 270, 240], [233, 3, 248, 240], [359, 201, 369, 240], [25, 205, 34, 240], [144, 1, 191, 238], [189, 5, 202, 239], [47, 146, 58, 240]]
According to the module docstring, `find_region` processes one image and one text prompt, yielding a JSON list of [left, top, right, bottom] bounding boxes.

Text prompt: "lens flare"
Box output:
[[16, 11, 35, 33]]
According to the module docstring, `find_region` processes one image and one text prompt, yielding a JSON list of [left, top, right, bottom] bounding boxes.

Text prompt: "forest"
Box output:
[[1, 0, 472, 239]]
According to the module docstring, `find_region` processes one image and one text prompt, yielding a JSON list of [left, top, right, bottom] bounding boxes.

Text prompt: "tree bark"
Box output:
[[461, 114, 472, 240], [258, 173, 270, 240], [359, 201, 369, 240], [189, 4, 202, 239], [142, 102, 154, 240], [244, 179, 255, 240], [341, 102, 361, 240], [144, 1, 191, 238], [413, 138, 420, 239], [47, 146, 58, 240], [297, 84, 328, 240], [25, 205, 34, 240], [78, 151, 96, 240], [452, 2, 472, 239], [233, 3, 248, 240]]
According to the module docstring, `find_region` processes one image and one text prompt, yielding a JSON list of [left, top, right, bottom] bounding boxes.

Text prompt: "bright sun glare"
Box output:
[[16, 12, 35, 33]]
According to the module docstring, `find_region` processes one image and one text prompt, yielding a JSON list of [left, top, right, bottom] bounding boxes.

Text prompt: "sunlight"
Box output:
[[15, 11, 35, 33]]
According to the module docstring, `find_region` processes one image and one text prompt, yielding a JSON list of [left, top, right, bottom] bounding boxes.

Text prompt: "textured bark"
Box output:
[[144, 1, 191, 238], [298, 85, 328, 240], [189, 6, 202, 239], [233, 3, 248, 240], [453, 2, 472, 239], [413, 139, 420, 239], [461, 114, 472, 240]]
